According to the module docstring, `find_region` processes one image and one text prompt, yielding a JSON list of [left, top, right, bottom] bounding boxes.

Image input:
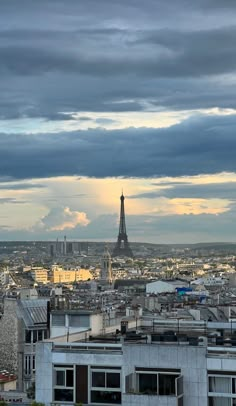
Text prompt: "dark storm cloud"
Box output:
[[1, 27, 236, 78], [0, 114, 236, 180], [1, 1, 236, 121]]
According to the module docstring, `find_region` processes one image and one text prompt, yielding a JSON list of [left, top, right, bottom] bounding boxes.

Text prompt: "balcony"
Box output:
[[123, 393, 181, 406], [125, 371, 183, 406]]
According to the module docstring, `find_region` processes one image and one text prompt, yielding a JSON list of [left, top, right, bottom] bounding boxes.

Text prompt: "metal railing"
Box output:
[[53, 341, 122, 353]]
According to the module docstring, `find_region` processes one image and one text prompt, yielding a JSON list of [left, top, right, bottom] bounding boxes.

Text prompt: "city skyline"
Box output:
[[1, 1, 236, 243]]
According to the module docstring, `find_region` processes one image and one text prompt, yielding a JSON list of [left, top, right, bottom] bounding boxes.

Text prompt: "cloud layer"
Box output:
[[1, 114, 236, 180], [1, 0, 236, 121], [1, 0, 236, 242]]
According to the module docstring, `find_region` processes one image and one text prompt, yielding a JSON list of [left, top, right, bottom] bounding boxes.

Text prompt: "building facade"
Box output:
[[31, 267, 49, 284], [0, 297, 49, 391], [100, 246, 113, 284], [36, 321, 236, 406], [51, 266, 92, 283]]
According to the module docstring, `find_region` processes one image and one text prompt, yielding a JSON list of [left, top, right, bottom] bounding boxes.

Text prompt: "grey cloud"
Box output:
[[0, 183, 45, 190], [44, 113, 77, 121], [1, 0, 236, 121], [129, 183, 236, 200], [163, 183, 236, 200], [0, 198, 28, 204], [78, 117, 92, 121], [1, 26, 236, 79], [0, 114, 236, 180], [1, 209, 236, 243], [95, 118, 118, 125]]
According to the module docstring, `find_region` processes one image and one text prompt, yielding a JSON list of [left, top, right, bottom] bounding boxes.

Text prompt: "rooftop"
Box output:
[[18, 298, 49, 327], [0, 370, 17, 383]]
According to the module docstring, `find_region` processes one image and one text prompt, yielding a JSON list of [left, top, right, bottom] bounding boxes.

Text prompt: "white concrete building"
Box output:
[[146, 280, 176, 294], [36, 334, 236, 406], [36, 311, 236, 406]]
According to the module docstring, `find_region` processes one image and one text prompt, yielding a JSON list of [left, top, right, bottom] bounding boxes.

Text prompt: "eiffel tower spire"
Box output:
[[112, 192, 133, 258]]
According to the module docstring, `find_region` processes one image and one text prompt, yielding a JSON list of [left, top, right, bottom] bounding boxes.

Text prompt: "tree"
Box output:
[[26, 382, 35, 399]]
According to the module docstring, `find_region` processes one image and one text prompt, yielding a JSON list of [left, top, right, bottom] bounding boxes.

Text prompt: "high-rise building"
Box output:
[[63, 235, 67, 256]]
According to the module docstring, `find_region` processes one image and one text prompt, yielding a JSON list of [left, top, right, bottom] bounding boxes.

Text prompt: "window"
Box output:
[[54, 366, 74, 403], [159, 374, 176, 395], [38, 330, 43, 341], [91, 391, 121, 404], [33, 330, 37, 343], [209, 377, 231, 393], [138, 373, 157, 394], [233, 379, 236, 394], [92, 372, 105, 387], [208, 398, 231, 406], [136, 371, 180, 396], [52, 314, 65, 327], [32, 355, 35, 372], [24, 355, 31, 375], [178, 397, 184, 406], [69, 314, 90, 328], [25, 330, 31, 343], [208, 374, 236, 405], [107, 373, 120, 389], [90, 368, 121, 404]]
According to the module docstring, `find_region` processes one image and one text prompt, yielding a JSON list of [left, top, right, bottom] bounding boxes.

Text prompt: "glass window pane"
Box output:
[[33, 330, 37, 343], [92, 372, 105, 388], [91, 390, 121, 404], [54, 388, 73, 402], [208, 398, 231, 406], [233, 378, 236, 394], [139, 373, 157, 394], [25, 330, 31, 343], [56, 370, 65, 386], [178, 397, 183, 406], [177, 375, 183, 396], [107, 373, 120, 389], [66, 369, 74, 387], [209, 377, 231, 393], [38, 330, 43, 341], [159, 374, 177, 396]]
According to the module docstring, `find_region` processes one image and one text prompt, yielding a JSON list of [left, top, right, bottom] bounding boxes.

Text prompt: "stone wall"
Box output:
[[0, 298, 19, 373]]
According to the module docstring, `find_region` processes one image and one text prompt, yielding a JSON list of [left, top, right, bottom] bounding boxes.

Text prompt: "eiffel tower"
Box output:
[[112, 193, 133, 258]]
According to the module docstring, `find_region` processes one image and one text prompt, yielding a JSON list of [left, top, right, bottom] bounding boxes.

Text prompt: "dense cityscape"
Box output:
[[2, 0, 236, 405], [0, 195, 236, 405]]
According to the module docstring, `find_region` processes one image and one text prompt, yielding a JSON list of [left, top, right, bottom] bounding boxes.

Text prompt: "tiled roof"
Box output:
[[0, 370, 17, 383]]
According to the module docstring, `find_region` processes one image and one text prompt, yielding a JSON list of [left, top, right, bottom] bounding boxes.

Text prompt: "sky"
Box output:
[[1, 0, 236, 243]]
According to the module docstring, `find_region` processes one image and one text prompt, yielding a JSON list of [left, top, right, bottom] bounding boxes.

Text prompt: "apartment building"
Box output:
[[51, 266, 92, 283], [0, 296, 49, 391], [36, 317, 236, 406], [30, 267, 49, 284]]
